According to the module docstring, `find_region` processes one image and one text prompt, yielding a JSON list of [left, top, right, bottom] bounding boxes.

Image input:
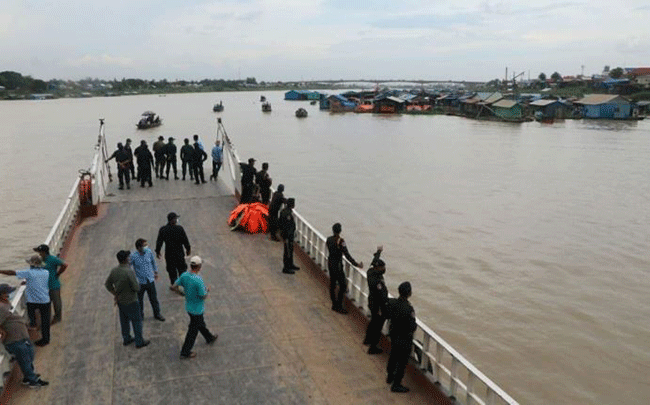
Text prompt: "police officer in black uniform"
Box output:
[[152, 136, 166, 179], [267, 184, 285, 241], [124, 138, 136, 180], [326, 223, 363, 314], [133, 140, 154, 187], [191, 141, 208, 184], [278, 198, 299, 274], [180, 138, 194, 181], [239, 158, 257, 203], [363, 246, 388, 354], [155, 212, 191, 286], [386, 281, 417, 393], [162, 137, 179, 180], [106, 142, 132, 190]]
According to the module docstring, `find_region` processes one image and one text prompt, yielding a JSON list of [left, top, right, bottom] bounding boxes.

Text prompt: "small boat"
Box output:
[[260, 95, 266, 102], [262, 102, 272, 112], [310, 100, 317, 105], [213, 101, 224, 112], [295, 108, 308, 118], [136, 111, 162, 129]]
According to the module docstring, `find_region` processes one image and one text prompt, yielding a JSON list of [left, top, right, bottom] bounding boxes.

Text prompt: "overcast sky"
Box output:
[[2, 0, 649, 82]]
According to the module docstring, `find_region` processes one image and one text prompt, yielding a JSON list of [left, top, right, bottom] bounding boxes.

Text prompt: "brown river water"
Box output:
[[1, 91, 649, 404]]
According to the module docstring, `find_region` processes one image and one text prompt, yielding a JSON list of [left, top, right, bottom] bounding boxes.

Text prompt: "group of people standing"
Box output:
[[249, 164, 417, 393], [0, 244, 68, 388], [104, 211, 217, 360], [106, 135, 224, 189]]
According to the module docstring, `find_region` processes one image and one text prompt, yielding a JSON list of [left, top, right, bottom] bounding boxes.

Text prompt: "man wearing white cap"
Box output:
[[171, 255, 217, 359], [0, 255, 51, 346]]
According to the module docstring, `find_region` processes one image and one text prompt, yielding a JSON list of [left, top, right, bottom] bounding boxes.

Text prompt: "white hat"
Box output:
[[190, 256, 202, 266]]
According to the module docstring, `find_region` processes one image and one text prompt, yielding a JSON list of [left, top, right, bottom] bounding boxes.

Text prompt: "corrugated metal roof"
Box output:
[[530, 99, 561, 107], [387, 96, 405, 103], [492, 100, 518, 109], [484, 93, 503, 104], [575, 94, 629, 105]]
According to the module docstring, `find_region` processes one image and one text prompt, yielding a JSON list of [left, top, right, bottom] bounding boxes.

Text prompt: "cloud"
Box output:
[[67, 54, 135, 68], [0, 14, 12, 36]]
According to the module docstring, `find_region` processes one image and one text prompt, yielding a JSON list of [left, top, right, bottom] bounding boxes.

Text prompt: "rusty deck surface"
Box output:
[[10, 176, 443, 405]]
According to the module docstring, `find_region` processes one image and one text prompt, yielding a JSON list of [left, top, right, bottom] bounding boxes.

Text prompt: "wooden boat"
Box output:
[[136, 111, 162, 129], [295, 108, 308, 118], [262, 102, 272, 112], [213, 101, 224, 112], [260, 95, 266, 102]]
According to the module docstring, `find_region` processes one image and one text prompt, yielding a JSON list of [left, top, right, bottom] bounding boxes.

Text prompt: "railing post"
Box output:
[[450, 358, 458, 399], [466, 372, 476, 405]]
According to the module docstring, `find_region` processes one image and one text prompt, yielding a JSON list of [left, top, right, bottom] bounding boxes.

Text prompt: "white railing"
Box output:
[[220, 119, 519, 405], [1, 120, 111, 394]]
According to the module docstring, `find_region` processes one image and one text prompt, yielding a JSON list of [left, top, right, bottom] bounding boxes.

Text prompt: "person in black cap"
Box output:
[[363, 246, 388, 354], [386, 281, 417, 393], [155, 212, 191, 285], [34, 244, 68, 325], [326, 223, 363, 314], [238, 158, 257, 203], [180, 138, 194, 181], [105, 142, 132, 190], [0, 283, 49, 388], [162, 137, 178, 180], [152, 136, 166, 179], [278, 198, 298, 274], [191, 141, 208, 184], [105, 250, 150, 349], [255, 162, 272, 204], [133, 140, 154, 187], [267, 184, 285, 241]]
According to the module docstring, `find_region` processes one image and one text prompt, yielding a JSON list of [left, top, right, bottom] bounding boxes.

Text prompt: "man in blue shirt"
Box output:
[[0, 255, 51, 346], [130, 239, 165, 322], [171, 256, 217, 359], [33, 244, 68, 325], [209, 140, 223, 181]]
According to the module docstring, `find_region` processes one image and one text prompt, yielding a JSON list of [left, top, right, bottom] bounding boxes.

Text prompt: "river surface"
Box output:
[[1, 91, 649, 404]]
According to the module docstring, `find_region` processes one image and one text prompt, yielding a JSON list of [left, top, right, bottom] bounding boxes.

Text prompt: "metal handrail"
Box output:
[[220, 119, 519, 405]]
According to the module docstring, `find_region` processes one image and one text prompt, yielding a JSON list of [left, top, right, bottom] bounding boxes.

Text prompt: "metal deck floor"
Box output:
[[12, 175, 440, 404]]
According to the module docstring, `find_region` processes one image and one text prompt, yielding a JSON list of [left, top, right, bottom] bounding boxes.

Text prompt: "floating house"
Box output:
[[285, 90, 320, 100], [327, 94, 356, 112], [490, 100, 524, 120], [373, 95, 406, 113], [574, 95, 632, 119], [529, 99, 572, 119]]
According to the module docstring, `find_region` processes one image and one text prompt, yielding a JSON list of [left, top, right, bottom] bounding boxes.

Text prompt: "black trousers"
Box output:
[[139, 165, 152, 186], [138, 281, 162, 318], [260, 187, 271, 205], [329, 265, 347, 309], [180, 313, 215, 356], [117, 166, 130, 187], [165, 255, 187, 285], [387, 337, 412, 387], [27, 302, 50, 344], [165, 159, 177, 178], [364, 305, 386, 347], [192, 162, 205, 183], [155, 157, 164, 178], [283, 237, 295, 269], [182, 159, 193, 180]]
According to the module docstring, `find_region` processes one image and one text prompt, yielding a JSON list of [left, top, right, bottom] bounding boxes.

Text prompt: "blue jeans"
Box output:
[[138, 281, 161, 318], [5, 339, 38, 383], [118, 301, 144, 346]]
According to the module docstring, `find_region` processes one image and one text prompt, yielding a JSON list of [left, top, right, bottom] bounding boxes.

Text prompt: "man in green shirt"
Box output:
[[105, 250, 150, 348], [171, 256, 217, 359], [34, 244, 67, 324]]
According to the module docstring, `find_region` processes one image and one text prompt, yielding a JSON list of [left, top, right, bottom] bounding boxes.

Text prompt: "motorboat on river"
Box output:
[[295, 108, 308, 118], [136, 111, 162, 129], [213, 101, 224, 112], [262, 102, 272, 112]]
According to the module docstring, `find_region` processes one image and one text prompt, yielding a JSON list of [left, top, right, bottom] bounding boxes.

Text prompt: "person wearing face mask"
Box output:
[[130, 239, 165, 321]]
